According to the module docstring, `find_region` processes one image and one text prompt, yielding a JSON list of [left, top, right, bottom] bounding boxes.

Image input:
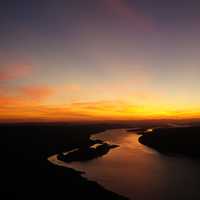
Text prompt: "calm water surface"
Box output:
[[49, 129, 200, 200]]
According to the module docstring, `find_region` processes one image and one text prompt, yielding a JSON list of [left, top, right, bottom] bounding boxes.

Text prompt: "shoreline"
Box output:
[[139, 126, 200, 158], [48, 127, 129, 199], [47, 128, 128, 199], [0, 124, 132, 200]]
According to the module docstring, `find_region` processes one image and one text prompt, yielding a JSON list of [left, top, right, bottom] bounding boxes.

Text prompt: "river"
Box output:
[[48, 129, 200, 200]]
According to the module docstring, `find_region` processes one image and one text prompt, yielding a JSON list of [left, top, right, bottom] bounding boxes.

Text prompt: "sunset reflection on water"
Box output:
[[52, 129, 200, 200]]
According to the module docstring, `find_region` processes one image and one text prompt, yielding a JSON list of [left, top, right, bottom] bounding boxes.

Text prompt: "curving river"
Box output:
[[48, 129, 200, 200]]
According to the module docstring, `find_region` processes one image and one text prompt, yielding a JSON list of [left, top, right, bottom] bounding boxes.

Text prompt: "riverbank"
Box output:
[[57, 128, 200, 200], [0, 124, 130, 200], [139, 126, 200, 157]]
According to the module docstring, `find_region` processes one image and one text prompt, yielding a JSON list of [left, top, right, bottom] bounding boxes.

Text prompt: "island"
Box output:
[[58, 142, 119, 162]]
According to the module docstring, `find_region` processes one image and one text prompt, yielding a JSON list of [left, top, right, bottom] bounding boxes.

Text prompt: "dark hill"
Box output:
[[139, 126, 200, 157]]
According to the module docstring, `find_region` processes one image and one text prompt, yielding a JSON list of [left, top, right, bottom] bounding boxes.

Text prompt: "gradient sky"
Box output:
[[1, 0, 200, 122]]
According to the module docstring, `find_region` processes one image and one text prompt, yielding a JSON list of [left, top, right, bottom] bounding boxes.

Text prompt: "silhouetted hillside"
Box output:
[[139, 126, 200, 157]]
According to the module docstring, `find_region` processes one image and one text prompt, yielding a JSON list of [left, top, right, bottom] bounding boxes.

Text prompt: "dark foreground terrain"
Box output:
[[0, 123, 129, 200], [139, 126, 200, 157]]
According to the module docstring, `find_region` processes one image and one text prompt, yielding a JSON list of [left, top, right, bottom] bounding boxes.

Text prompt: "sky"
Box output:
[[1, 0, 200, 122]]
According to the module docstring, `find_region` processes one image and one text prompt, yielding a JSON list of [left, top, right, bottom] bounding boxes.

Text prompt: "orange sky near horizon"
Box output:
[[1, 75, 200, 123]]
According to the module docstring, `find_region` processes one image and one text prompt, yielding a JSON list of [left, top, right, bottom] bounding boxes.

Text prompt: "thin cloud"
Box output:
[[0, 96, 23, 106], [0, 65, 32, 81], [20, 86, 55, 101], [103, 0, 154, 31], [63, 84, 81, 92], [1, 98, 200, 122]]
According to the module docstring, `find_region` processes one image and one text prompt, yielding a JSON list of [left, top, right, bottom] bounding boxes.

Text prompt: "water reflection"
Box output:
[[49, 129, 200, 200]]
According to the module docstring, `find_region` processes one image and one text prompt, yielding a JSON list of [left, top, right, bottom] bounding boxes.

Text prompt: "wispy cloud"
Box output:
[[20, 85, 55, 101], [0, 97, 200, 122], [103, 0, 154, 31], [0, 65, 32, 81], [0, 96, 23, 106]]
